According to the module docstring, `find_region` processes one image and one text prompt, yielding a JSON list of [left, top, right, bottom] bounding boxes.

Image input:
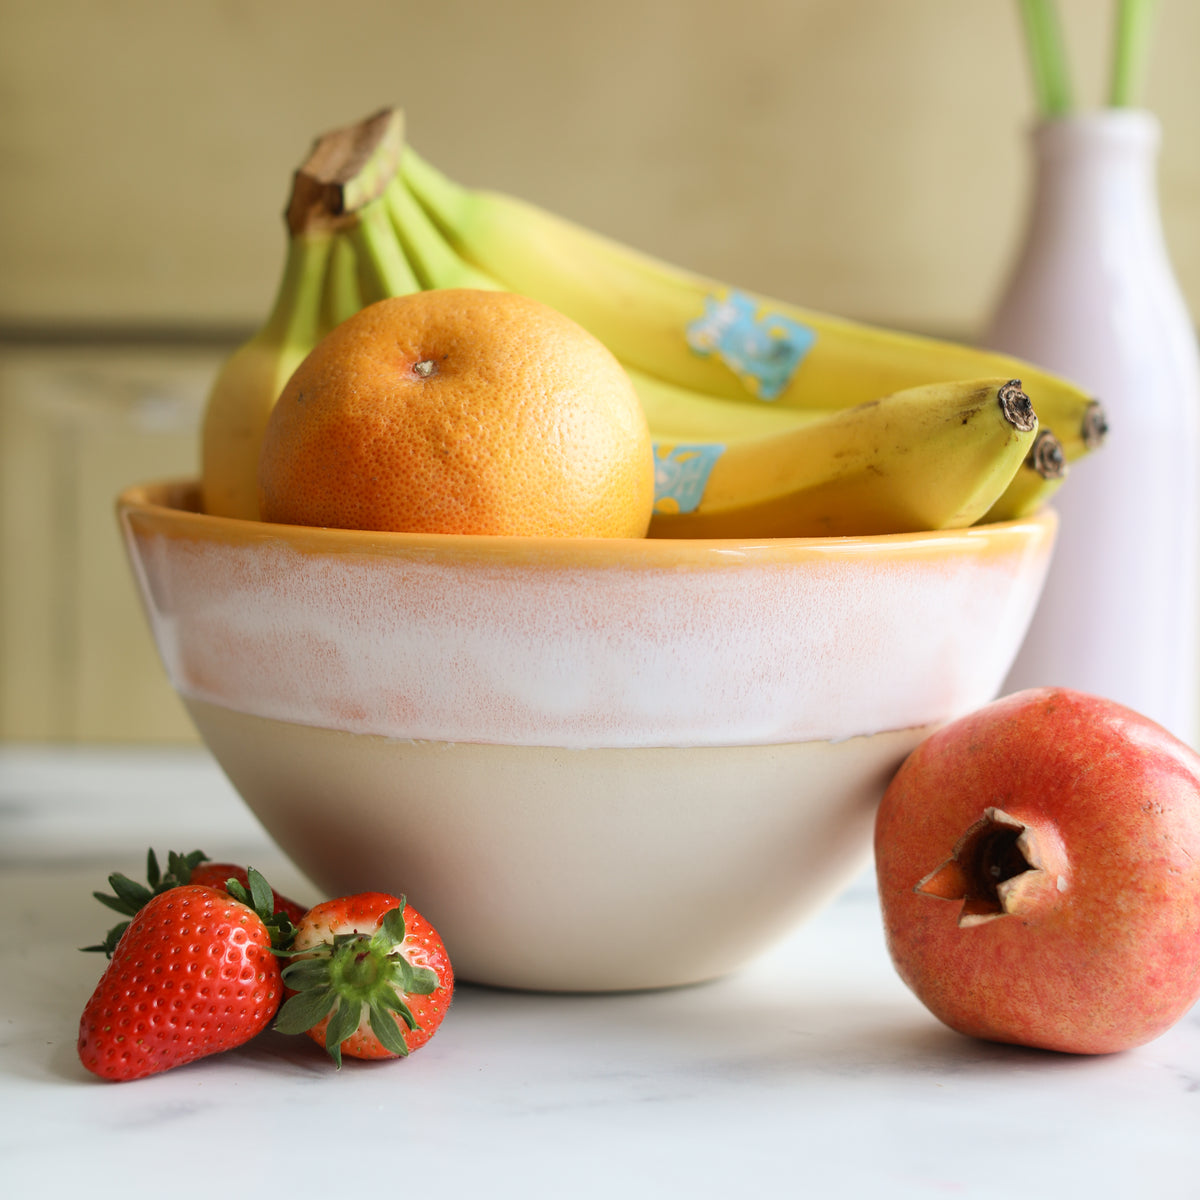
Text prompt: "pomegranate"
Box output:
[[874, 687, 1200, 1054]]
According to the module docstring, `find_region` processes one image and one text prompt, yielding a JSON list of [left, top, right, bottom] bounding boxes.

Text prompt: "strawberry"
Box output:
[[77, 870, 291, 1081], [188, 861, 308, 926], [275, 892, 453, 1066], [86, 848, 306, 956]]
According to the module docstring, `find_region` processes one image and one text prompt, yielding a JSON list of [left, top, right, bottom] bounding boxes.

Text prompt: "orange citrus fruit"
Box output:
[[257, 289, 654, 538]]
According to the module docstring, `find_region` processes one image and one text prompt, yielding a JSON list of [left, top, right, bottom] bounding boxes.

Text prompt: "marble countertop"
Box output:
[[4, 745, 1199, 1198]]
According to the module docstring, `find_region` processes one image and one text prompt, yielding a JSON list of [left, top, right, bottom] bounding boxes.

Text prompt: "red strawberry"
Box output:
[[86, 848, 306, 956], [275, 892, 453, 1066], [78, 875, 288, 1081], [189, 861, 308, 926]]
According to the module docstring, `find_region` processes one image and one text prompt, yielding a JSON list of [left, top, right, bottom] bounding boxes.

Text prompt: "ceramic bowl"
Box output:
[[117, 480, 1055, 991]]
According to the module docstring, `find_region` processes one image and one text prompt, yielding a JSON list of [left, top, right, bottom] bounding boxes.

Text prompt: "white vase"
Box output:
[[982, 109, 1200, 746]]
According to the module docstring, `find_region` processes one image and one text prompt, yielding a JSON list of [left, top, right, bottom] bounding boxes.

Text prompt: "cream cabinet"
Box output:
[[0, 346, 227, 741]]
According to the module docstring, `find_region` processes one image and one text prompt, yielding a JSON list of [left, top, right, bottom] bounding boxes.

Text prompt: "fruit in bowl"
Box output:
[[119, 107, 1097, 992], [201, 106, 1101, 539], [257, 288, 655, 540]]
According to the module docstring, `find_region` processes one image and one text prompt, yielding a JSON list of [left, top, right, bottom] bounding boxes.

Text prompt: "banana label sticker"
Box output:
[[685, 291, 816, 401], [652, 442, 724, 514]]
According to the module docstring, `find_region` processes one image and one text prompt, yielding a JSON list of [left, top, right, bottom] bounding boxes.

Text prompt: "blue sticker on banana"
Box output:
[[685, 291, 816, 401], [653, 442, 724, 515]]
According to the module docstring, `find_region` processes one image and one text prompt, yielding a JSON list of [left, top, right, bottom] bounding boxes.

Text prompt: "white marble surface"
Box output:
[[3, 745, 1200, 1198]]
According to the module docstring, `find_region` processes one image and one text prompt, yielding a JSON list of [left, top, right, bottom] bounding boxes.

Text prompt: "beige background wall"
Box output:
[[3, 0, 1199, 741]]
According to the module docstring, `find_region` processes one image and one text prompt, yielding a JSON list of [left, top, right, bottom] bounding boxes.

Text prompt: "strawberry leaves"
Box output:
[[274, 899, 439, 1067], [224, 870, 298, 952], [83, 848, 209, 956], [84, 849, 296, 956]]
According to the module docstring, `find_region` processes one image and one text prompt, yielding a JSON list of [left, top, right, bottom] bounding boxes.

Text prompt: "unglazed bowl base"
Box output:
[[187, 697, 934, 992]]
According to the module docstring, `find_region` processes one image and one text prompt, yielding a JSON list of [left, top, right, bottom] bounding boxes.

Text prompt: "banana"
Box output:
[[383, 168, 1055, 533], [647, 379, 1046, 539], [318, 232, 363, 335], [983, 425, 1071, 521], [387, 177, 499, 291], [399, 144, 1104, 520], [981, 387, 1106, 520], [352, 194, 421, 301], [384, 172, 833, 447], [200, 227, 334, 520], [200, 108, 405, 520], [217, 113, 1069, 540], [630, 370, 832, 444]]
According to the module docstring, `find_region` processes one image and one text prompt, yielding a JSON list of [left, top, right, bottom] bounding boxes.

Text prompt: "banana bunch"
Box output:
[[202, 106, 1102, 536], [397, 145, 1106, 526], [648, 379, 1041, 538], [377, 163, 1049, 537], [201, 109, 409, 520]]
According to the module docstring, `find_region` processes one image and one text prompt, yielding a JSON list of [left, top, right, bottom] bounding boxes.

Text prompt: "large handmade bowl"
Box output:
[[118, 480, 1055, 991]]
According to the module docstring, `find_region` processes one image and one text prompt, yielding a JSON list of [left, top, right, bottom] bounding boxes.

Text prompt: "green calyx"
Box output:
[[223, 870, 297, 953], [274, 901, 439, 1068], [83, 850, 295, 956], [82, 848, 209, 956]]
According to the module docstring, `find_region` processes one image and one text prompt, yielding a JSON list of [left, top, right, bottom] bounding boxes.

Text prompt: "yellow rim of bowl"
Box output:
[[117, 478, 1057, 570]]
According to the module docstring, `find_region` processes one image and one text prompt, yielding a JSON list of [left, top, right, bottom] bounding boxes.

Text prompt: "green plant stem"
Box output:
[[1110, 0, 1159, 107], [1017, 0, 1073, 117]]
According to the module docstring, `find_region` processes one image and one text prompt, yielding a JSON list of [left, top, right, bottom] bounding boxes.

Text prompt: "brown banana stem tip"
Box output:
[[998, 379, 1037, 433], [286, 107, 405, 235], [1081, 399, 1109, 450], [1027, 429, 1068, 480]]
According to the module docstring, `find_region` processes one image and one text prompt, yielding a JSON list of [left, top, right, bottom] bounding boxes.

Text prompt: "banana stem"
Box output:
[[400, 147, 470, 238], [319, 233, 363, 333], [1017, 0, 1073, 118], [385, 173, 499, 291], [288, 107, 405, 235], [1109, 0, 1159, 107], [280, 106, 410, 330], [1028, 430, 1067, 480], [350, 197, 421, 303], [261, 227, 336, 351], [385, 179, 439, 290]]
